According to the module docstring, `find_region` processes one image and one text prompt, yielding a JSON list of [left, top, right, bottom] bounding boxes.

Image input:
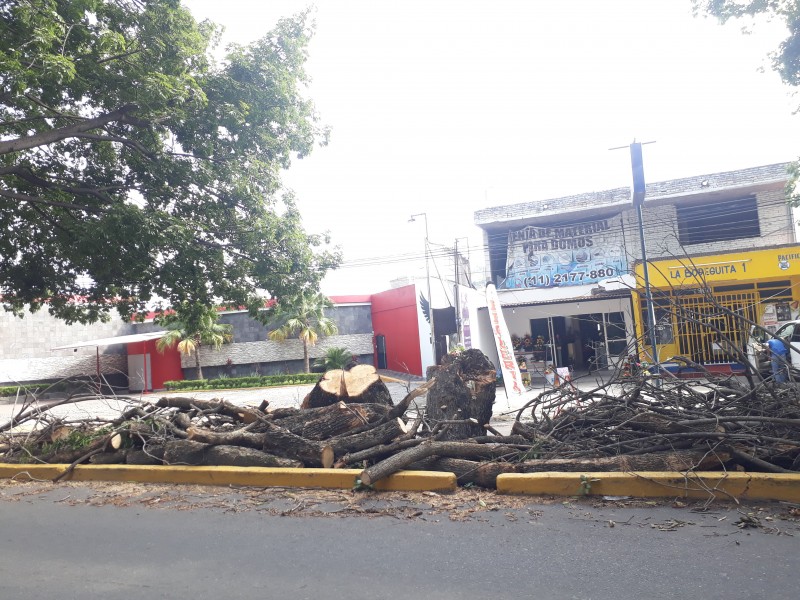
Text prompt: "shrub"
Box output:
[[162, 373, 318, 392]]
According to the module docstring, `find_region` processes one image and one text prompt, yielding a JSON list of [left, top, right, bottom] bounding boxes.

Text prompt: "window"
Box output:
[[676, 195, 760, 245]]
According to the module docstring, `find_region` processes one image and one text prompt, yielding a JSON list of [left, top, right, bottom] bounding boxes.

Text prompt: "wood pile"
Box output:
[[2, 351, 800, 489]]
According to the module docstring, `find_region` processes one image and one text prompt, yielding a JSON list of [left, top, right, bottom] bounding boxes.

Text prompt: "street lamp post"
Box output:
[[409, 213, 436, 366]]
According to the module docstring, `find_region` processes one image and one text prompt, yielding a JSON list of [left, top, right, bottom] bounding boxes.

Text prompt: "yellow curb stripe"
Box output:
[[0, 464, 456, 492], [496, 471, 800, 503]]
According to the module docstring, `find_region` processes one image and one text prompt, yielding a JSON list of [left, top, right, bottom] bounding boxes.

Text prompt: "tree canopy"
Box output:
[[693, 1, 800, 87], [0, 0, 340, 324], [155, 301, 232, 380], [267, 291, 338, 373]]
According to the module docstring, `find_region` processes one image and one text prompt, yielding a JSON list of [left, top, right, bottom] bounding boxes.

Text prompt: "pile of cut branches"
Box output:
[[511, 372, 800, 475], [2, 351, 799, 489]]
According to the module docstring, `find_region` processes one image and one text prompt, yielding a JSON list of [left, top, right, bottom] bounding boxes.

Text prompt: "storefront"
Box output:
[[633, 245, 800, 367], [477, 285, 636, 375]]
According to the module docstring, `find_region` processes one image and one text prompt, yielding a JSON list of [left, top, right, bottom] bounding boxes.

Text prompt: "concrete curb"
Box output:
[[0, 464, 456, 492], [496, 471, 800, 502]]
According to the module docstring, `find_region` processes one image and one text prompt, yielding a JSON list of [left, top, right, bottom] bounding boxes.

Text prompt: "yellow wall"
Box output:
[[635, 246, 800, 288], [632, 246, 800, 361]]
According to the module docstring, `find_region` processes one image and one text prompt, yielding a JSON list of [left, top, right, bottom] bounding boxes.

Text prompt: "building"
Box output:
[[1, 285, 443, 391], [472, 162, 800, 374]]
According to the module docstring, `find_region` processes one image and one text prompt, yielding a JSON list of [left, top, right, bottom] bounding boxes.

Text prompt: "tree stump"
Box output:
[[424, 349, 496, 440], [302, 364, 393, 408]]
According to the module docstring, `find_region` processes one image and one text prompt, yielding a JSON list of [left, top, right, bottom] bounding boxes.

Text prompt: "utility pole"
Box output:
[[454, 238, 461, 346], [630, 141, 660, 378]]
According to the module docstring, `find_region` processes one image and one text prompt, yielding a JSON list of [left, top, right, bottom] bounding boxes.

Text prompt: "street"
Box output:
[[1, 480, 798, 600]]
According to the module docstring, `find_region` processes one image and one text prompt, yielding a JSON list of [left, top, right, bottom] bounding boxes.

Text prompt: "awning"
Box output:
[[51, 331, 166, 351]]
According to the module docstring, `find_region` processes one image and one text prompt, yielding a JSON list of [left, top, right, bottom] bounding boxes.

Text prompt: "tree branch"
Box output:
[[0, 188, 103, 213], [0, 104, 141, 155]]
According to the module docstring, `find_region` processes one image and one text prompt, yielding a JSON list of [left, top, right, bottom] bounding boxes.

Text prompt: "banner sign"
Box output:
[[485, 284, 525, 397], [501, 216, 627, 289]]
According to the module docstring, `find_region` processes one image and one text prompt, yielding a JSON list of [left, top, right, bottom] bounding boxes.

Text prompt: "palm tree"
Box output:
[[267, 292, 338, 373], [313, 346, 355, 372], [155, 303, 233, 380]]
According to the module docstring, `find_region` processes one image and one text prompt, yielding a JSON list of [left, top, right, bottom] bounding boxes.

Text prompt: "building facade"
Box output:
[[473, 162, 799, 373]]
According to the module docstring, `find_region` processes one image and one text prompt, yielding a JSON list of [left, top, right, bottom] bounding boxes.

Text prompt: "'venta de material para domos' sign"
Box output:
[[501, 216, 627, 289]]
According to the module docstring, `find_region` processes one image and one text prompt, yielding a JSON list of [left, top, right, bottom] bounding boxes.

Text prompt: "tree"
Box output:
[[155, 302, 232, 380], [313, 346, 356, 372], [693, 1, 800, 203], [693, 1, 800, 86], [0, 0, 340, 324], [267, 292, 338, 373]]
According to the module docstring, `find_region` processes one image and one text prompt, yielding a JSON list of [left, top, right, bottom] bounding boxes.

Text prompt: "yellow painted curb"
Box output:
[[0, 464, 456, 492], [496, 471, 800, 503]]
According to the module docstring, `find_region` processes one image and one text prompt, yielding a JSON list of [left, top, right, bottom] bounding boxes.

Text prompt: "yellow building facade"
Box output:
[[633, 245, 800, 365]]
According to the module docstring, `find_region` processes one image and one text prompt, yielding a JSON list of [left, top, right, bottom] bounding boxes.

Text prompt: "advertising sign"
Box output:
[[501, 216, 627, 289], [485, 284, 525, 397]]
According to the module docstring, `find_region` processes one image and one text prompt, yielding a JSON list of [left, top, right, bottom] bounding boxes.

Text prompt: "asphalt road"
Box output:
[[1, 481, 798, 600]]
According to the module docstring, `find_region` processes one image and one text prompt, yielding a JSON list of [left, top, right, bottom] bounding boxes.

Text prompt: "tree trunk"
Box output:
[[359, 440, 521, 486], [517, 450, 729, 472], [303, 365, 393, 408], [186, 426, 265, 449], [270, 402, 390, 439], [328, 418, 408, 456], [303, 339, 310, 373], [424, 349, 496, 440], [195, 344, 203, 380], [156, 397, 262, 422], [261, 425, 332, 467], [410, 457, 519, 488], [162, 439, 301, 467]]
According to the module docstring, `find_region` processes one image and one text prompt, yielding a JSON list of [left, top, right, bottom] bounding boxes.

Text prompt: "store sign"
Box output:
[[640, 246, 800, 288], [485, 284, 524, 396], [501, 216, 627, 289]]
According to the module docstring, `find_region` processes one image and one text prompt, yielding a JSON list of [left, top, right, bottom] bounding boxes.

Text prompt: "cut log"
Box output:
[[108, 432, 123, 450], [126, 446, 164, 465], [329, 418, 408, 456], [261, 425, 331, 467], [156, 397, 262, 423], [268, 402, 390, 439], [89, 450, 128, 464], [163, 439, 210, 465], [359, 440, 521, 486], [160, 440, 302, 467], [302, 365, 393, 409], [410, 457, 520, 488], [186, 426, 265, 449], [511, 420, 537, 441], [204, 446, 303, 468], [334, 438, 424, 468], [517, 450, 729, 473], [302, 403, 391, 440], [424, 349, 496, 440]]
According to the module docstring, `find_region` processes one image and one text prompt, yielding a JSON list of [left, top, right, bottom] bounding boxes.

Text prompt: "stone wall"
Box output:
[[0, 309, 135, 384]]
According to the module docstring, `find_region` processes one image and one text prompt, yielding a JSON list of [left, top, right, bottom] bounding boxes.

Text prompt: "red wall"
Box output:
[[370, 284, 422, 376], [127, 340, 183, 391]]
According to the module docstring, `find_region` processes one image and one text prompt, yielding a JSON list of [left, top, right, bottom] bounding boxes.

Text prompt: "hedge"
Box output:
[[163, 373, 320, 391], [0, 380, 97, 397]]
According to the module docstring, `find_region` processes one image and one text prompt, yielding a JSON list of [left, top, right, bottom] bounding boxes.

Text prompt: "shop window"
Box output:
[[676, 195, 759, 245]]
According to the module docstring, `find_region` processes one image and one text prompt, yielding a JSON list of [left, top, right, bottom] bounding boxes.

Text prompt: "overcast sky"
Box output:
[[184, 0, 800, 298]]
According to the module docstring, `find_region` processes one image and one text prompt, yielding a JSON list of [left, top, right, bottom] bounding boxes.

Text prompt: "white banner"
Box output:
[[485, 284, 525, 397]]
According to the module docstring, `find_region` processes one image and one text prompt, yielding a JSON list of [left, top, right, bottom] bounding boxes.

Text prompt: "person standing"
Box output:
[[767, 336, 790, 383]]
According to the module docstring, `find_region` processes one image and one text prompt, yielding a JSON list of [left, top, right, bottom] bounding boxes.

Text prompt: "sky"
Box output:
[[184, 0, 800, 298]]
